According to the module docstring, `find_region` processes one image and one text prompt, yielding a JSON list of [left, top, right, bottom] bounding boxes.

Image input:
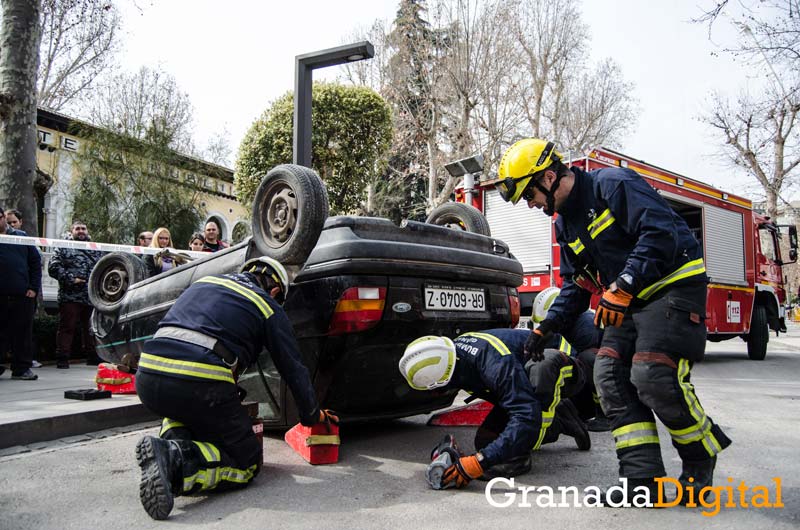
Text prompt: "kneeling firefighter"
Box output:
[[134, 256, 337, 520], [399, 329, 590, 489], [530, 287, 610, 432]]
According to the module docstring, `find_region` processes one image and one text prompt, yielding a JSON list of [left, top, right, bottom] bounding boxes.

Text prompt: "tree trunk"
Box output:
[[0, 0, 41, 235]]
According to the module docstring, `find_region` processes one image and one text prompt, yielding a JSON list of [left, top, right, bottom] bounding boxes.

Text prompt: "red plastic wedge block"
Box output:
[[95, 363, 137, 394], [427, 400, 494, 426], [284, 423, 340, 465]]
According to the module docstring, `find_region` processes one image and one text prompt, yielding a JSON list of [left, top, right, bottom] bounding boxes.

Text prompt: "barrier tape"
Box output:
[[0, 233, 209, 258]]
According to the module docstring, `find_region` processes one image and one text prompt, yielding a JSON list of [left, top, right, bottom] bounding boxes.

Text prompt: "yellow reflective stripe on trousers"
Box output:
[[533, 364, 573, 450], [193, 441, 221, 463], [675, 359, 723, 456], [637, 259, 706, 300], [139, 352, 235, 384], [197, 276, 274, 319], [613, 421, 659, 450], [569, 237, 585, 255], [462, 332, 511, 356], [587, 209, 615, 239], [159, 418, 186, 437], [183, 464, 256, 492], [558, 337, 573, 357]]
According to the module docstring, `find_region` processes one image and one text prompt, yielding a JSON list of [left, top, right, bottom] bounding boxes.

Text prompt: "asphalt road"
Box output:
[[1, 337, 798, 530]]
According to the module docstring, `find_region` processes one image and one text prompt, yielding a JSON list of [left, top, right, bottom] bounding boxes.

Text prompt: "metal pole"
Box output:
[[293, 62, 312, 167]]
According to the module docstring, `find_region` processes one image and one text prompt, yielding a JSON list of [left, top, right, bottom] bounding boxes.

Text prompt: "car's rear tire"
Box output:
[[746, 304, 769, 360], [251, 164, 329, 265], [88, 252, 149, 313], [426, 202, 491, 236]]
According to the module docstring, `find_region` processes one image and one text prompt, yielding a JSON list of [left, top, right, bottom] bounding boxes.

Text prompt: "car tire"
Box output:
[[251, 164, 329, 265], [88, 252, 149, 313], [746, 304, 769, 360], [426, 202, 491, 236]]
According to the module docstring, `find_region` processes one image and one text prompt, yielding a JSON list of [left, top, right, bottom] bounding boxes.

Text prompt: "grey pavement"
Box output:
[[0, 362, 156, 451], [3, 320, 800, 453]]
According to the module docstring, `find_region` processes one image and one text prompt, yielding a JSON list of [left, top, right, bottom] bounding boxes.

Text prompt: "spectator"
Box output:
[[3, 209, 43, 368], [202, 220, 229, 252], [5, 208, 22, 230], [0, 207, 41, 380], [48, 220, 102, 368], [137, 231, 154, 247], [188, 232, 205, 252], [145, 227, 182, 277]]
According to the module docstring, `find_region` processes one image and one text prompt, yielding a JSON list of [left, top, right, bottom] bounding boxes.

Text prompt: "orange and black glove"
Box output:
[[594, 285, 633, 328], [524, 319, 556, 362], [318, 409, 340, 433], [442, 454, 483, 489]]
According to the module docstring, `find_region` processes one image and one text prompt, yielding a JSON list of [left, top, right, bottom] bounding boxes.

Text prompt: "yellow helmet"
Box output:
[[497, 139, 562, 204]]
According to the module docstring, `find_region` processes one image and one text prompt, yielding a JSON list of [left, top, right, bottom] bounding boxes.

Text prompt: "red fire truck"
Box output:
[[455, 147, 798, 360]]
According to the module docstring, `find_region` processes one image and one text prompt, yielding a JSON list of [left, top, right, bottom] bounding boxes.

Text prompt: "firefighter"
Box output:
[[399, 329, 590, 488], [134, 256, 337, 520], [530, 287, 610, 432], [497, 138, 731, 505]]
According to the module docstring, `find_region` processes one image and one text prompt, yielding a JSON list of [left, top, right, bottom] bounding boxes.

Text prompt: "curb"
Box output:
[[0, 402, 157, 449]]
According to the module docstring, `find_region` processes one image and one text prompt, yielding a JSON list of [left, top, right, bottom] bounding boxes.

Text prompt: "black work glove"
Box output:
[[524, 319, 557, 362]]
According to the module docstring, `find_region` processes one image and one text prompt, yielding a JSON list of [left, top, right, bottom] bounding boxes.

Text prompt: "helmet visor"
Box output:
[[497, 175, 535, 205]]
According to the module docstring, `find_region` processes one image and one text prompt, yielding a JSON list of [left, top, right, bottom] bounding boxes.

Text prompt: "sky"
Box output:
[[116, 0, 769, 199]]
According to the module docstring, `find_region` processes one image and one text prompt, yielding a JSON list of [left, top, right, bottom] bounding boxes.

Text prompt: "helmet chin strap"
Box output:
[[531, 173, 563, 216]]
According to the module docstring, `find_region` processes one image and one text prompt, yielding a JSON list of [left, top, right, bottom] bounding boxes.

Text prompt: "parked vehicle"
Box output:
[[452, 147, 798, 360], [89, 165, 522, 427]]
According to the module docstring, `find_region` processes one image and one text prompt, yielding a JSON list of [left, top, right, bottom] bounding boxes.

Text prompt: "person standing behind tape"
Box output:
[[133, 256, 338, 520], [497, 138, 731, 506], [0, 207, 41, 380], [47, 220, 102, 368], [202, 220, 229, 252]]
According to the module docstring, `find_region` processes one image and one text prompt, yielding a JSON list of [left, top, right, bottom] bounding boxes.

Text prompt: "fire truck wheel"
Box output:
[[746, 305, 769, 360], [251, 164, 329, 265], [426, 203, 491, 236], [88, 252, 149, 313]]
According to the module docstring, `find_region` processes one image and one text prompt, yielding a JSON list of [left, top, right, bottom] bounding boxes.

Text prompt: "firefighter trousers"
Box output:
[[475, 350, 587, 453], [136, 371, 262, 495], [594, 282, 732, 479]]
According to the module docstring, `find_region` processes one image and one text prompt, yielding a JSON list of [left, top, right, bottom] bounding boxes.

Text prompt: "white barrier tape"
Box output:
[[0, 233, 208, 258]]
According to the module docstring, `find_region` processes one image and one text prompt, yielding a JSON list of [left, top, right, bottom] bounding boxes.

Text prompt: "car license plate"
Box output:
[[424, 285, 485, 311]]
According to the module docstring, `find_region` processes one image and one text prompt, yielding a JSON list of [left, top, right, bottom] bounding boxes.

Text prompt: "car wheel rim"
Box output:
[[436, 215, 467, 231], [101, 266, 128, 302], [262, 182, 298, 248]]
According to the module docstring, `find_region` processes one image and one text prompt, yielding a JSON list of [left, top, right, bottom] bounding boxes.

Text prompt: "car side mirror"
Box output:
[[789, 226, 798, 263]]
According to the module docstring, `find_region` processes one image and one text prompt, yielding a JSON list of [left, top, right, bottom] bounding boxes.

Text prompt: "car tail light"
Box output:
[[328, 287, 387, 336], [509, 290, 520, 328]]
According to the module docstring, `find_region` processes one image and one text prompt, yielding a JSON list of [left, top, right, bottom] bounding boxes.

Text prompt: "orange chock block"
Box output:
[[284, 422, 340, 465]]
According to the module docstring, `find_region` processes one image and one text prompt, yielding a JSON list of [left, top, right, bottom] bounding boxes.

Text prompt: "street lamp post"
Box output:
[[293, 41, 375, 167]]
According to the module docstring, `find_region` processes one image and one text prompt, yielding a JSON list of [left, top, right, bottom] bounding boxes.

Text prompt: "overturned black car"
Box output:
[[89, 165, 522, 428]]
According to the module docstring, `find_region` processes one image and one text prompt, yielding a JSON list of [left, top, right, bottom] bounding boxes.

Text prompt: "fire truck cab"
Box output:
[[456, 147, 798, 360]]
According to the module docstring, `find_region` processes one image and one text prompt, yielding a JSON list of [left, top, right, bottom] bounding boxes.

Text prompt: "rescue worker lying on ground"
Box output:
[[134, 256, 337, 520], [399, 329, 590, 489], [498, 138, 731, 506], [530, 287, 610, 432]]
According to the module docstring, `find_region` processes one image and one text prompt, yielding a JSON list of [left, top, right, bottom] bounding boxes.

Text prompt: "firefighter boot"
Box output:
[[602, 477, 662, 508], [585, 404, 612, 432], [556, 400, 591, 450], [478, 455, 532, 481], [135, 436, 183, 520], [677, 456, 716, 506]]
